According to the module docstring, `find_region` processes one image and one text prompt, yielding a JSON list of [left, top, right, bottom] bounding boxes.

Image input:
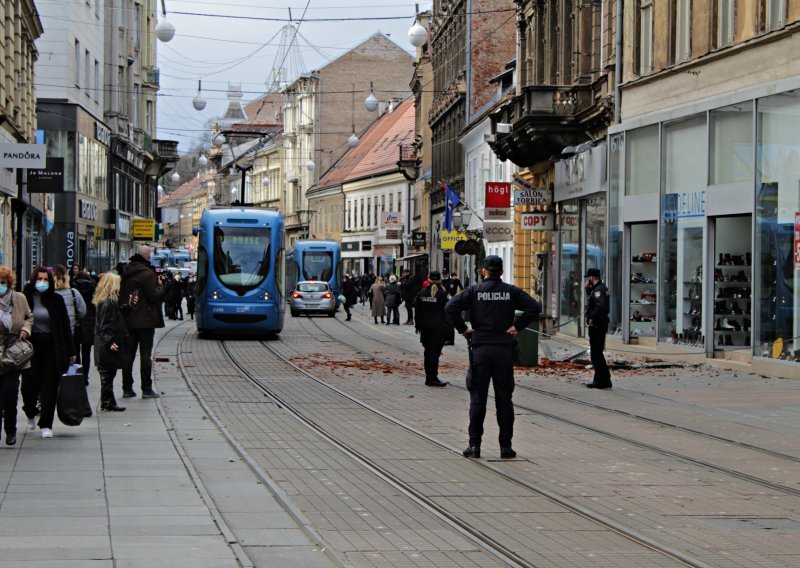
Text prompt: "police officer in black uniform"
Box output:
[[446, 255, 540, 459], [584, 268, 612, 389], [414, 271, 449, 387]]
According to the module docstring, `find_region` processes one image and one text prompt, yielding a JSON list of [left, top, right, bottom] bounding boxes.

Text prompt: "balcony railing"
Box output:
[[154, 139, 179, 160], [490, 84, 599, 167], [143, 66, 160, 88]]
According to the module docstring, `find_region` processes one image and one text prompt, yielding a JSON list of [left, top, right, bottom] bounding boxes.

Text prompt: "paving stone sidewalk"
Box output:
[[0, 320, 335, 568]]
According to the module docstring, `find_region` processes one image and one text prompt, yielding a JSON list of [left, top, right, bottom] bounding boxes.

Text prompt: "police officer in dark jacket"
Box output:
[[445, 255, 540, 459], [584, 268, 612, 389], [441, 268, 463, 345], [414, 271, 449, 387]]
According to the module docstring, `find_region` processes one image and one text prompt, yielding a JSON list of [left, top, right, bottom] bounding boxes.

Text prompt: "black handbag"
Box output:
[[57, 364, 90, 426]]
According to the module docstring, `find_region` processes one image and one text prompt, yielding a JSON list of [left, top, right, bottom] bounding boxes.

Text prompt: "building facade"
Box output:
[[281, 33, 413, 246], [0, 0, 42, 282], [490, 0, 615, 337], [309, 99, 415, 277], [35, 0, 176, 273], [608, 0, 800, 376]]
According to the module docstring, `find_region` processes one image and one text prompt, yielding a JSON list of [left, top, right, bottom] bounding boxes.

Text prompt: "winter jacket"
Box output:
[[22, 283, 75, 376], [0, 291, 34, 337], [119, 254, 165, 329], [94, 299, 131, 370], [342, 279, 358, 307], [56, 287, 87, 333], [370, 282, 386, 317], [72, 276, 97, 345], [383, 282, 402, 308]]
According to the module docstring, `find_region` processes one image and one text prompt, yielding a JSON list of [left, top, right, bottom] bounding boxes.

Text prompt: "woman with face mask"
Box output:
[[22, 266, 76, 439], [0, 266, 34, 445]]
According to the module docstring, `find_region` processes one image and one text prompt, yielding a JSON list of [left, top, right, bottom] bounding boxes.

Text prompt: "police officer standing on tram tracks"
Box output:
[[584, 268, 612, 389], [446, 255, 540, 459], [414, 271, 449, 387]]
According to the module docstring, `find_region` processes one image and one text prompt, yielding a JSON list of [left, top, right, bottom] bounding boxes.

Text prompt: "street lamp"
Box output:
[[364, 81, 378, 112], [192, 80, 207, 111], [408, 5, 428, 48], [155, 1, 175, 42], [171, 171, 180, 183]]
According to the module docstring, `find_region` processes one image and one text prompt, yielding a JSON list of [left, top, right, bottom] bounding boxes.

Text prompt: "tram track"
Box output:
[[324, 314, 800, 464], [301, 315, 800, 498], [216, 336, 710, 568]]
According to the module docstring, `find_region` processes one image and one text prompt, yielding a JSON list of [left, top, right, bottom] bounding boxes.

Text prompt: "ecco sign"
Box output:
[[79, 199, 98, 221], [521, 213, 554, 231], [483, 221, 513, 242]]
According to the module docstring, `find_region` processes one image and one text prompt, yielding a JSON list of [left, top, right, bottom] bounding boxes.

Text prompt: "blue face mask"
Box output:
[[0, 284, 8, 296], [35, 281, 49, 293]]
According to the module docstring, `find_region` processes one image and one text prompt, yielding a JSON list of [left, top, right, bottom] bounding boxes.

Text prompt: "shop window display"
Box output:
[[755, 90, 800, 360], [713, 216, 752, 349], [629, 223, 657, 338], [559, 201, 581, 336], [660, 115, 706, 346]]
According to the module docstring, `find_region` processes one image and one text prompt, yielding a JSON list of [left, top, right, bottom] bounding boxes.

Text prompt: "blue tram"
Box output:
[[285, 240, 342, 298], [195, 207, 285, 334]]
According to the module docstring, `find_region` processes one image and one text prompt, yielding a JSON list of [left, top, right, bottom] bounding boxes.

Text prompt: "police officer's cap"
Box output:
[[484, 255, 503, 271], [584, 268, 602, 278], [428, 270, 442, 281]]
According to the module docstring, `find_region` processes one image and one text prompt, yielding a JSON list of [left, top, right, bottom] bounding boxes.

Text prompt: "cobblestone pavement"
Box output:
[[173, 302, 800, 567], [12, 301, 797, 567]]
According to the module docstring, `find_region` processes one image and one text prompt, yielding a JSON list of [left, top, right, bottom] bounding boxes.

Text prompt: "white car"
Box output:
[[290, 281, 336, 317]]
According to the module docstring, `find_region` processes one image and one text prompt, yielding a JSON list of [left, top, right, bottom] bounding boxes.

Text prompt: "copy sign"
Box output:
[[520, 213, 554, 231], [485, 182, 511, 208]]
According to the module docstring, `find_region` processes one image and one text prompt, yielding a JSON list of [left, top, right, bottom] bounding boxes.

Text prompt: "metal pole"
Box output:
[[614, 0, 623, 124], [240, 167, 246, 204]]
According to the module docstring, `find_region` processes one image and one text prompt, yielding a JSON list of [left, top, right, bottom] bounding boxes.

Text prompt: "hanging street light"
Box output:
[[192, 80, 207, 111], [156, 0, 175, 42], [198, 154, 208, 167], [305, 158, 315, 172], [212, 133, 225, 147], [171, 171, 180, 183], [262, 176, 270, 187], [364, 81, 378, 112], [348, 132, 359, 148]]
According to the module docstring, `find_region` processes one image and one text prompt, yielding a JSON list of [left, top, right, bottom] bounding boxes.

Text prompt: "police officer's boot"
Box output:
[[462, 446, 480, 458], [500, 447, 516, 459]]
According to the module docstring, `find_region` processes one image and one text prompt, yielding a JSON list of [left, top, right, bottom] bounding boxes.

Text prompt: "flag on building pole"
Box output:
[[440, 181, 461, 232]]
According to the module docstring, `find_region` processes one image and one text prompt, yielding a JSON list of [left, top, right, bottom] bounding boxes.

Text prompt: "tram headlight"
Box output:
[[211, 289, 224, 300], [260, 291, 270, 301]]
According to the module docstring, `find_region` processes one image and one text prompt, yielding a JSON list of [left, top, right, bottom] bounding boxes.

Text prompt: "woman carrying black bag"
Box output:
[[0, 266, 34, 445], [93, 273, 133, 412]]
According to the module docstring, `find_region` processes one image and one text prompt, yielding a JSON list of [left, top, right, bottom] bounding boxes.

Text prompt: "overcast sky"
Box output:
[[157, 0, 431, 153]]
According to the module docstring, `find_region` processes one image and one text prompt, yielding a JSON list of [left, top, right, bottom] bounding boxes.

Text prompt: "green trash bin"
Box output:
[[514, 310, 539, 366]]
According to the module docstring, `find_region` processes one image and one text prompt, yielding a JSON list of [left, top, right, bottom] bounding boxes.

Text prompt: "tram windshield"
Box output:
[[302, 251, 333, 282], [213, 227, 271, 293]]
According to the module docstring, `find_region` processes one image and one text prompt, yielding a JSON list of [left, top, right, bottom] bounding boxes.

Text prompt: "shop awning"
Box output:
[[395, 253, 428, 262]]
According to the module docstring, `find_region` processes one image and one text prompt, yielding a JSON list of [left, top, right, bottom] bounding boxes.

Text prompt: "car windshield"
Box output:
[[213, 226, 271, 293], [298, 282, 328, 292], [302, 251, 333, 281]]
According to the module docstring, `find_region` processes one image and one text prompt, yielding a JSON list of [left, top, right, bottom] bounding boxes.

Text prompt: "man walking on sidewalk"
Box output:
[[119, 245, 165, 399]]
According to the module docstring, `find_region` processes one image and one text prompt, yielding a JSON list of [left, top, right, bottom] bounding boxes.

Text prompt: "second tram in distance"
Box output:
[[286, 240, 342, 299], [195, 207, 285, 335]]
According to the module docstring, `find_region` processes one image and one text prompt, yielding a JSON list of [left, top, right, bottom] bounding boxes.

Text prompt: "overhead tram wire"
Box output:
[[169, 7, 515, 22]]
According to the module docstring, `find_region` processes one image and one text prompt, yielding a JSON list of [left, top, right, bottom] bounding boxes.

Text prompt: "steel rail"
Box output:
[[325, 315, 800, 464], [306, 316, 800, 498], [221, 335, 712, 568]]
